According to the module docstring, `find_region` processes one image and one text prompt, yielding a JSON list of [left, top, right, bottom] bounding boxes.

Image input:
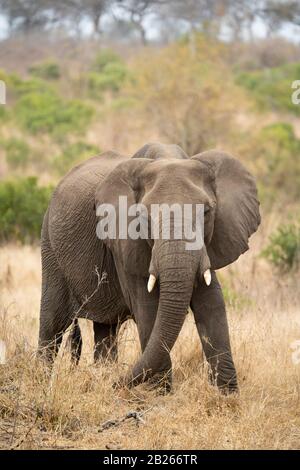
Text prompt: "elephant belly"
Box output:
[[75, 288, 129, 325]]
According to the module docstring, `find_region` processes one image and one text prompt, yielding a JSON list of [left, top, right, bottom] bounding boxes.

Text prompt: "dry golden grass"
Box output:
[[0, 236, 300, 450]]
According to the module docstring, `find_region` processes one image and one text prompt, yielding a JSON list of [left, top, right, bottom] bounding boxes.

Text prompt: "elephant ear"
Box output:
[[192, 150, 261, 269], [95, 159, 152, 277]]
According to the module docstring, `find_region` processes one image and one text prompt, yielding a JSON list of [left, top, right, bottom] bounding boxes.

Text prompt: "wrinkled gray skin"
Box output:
[[39, 142, 260, 393]]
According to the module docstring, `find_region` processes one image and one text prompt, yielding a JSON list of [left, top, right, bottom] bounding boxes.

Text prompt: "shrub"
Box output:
[[53, 141, 100, 175], [88, 63, 128, 96], [0, 177, 53, 243], [88, 49, 128, 97], [122, 36, 243, 155], [251, 123, 300, 201], [236, 62, 300, 115], [0, 69, 19, 91], [15, 92, 94, 136], [0, 106, 7, 121], [0, 69, 54, 100], [29, 61, 61, 80], [262, 222, 300, 272], [13, 77, 54, 97], [2, 138, 30, 168], [92, 49, 123, 73]]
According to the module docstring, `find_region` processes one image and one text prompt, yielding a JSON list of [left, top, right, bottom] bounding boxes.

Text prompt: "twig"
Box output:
[[74, 268, 108, 319], [10, 411, 40, 450], [98, 407, 153, 433]]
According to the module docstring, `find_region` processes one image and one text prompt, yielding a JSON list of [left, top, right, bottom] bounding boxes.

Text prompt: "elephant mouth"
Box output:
[[147, 267, 211, 293], [147, 237, 212, 293]]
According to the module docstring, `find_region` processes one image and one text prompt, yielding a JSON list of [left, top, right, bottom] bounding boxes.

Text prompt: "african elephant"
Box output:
[[38, 142, 260, 393]]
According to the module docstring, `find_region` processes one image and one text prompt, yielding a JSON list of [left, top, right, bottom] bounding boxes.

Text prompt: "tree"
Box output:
[[224, 0, 267, 42], [262, 0, 300, 34], [164, 0, 228, 37], [66, 0, 110, 36], [0, 0, 111, 37], [115, 0, 166, 44], [0, 0, 54, 34]]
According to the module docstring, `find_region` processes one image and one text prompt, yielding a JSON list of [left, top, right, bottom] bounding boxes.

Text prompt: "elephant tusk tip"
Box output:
[[204, 269, 211, 286], [147, 274, 156, 293]]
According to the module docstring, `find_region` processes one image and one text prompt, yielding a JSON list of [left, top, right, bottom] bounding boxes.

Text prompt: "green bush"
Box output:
[[2, 138, 30, 168], [0, 106, 7, 121], [262, 222, 300, 271], [53, 141, 100, 175], [92, 49, 123, 73], [250, 122, 300, 201], [13, 77, 55, 97], [0, 177, 53, 243], [0, 69, 21, 91], [88, 49, 128, 97], [15, 92, 94, 136], [236, 62, 300, 115], [2, 68, 93, 137], [29, 61, 61, 80], [0, 69, 55, 99]]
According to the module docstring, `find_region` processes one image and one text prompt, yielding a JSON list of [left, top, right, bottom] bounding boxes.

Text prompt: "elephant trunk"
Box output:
[[129, 239, 210, 388]]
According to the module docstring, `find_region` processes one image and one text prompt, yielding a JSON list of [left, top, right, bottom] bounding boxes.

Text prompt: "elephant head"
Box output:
[[95, 144, 260, 386]]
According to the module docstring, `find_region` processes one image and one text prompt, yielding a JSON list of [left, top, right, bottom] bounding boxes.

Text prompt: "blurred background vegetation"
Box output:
[[0, 0, 300, 271]]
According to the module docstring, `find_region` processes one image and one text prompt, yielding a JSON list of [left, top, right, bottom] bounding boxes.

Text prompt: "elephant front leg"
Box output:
[[191, 272, 238, 394]]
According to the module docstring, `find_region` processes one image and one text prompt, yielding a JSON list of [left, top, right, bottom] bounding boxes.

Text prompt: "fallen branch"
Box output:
[[98, 408, 153, 433]]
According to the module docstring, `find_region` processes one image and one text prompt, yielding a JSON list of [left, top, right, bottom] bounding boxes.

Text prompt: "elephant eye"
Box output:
[[204, 206, 210, 215]]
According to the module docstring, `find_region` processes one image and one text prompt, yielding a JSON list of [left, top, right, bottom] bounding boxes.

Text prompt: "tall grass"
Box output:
[[0, 234, 299, 449]]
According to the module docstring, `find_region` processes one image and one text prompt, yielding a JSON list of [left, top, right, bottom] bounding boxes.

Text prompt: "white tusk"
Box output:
[[204, 269, 211, 286], [147, 274, 156, 293]]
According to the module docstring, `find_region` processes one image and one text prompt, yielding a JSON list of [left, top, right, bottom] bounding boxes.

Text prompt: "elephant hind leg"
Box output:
[[93, 322, 118, 362], [38, 238, 74, 364]]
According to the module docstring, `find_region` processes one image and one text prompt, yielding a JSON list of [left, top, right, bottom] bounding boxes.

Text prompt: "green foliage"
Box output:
[[29, 61, 61, 80], [53, 141, 100, 175], [0, 106, 7, 121], [262, 222, 300, 271], [123, 37, 242, 155], [13, 77, 55, 97], [15, 92, 94, 136], [0, 177, 52, 243], [0, 69, 55, 99], [1, 138, 30, 168], [88, 49, 128, 97], [0, 69, 19, 90], [0, 69, 94, 138], [221, 279, 252, 310], [92, 49, 123, 73], [253, 122, 300, 201], [236, 62, 300, 115]]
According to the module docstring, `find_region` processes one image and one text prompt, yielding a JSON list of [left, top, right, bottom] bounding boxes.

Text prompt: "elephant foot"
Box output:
[[208, 369, 239, 395], [217, 382, 239, 395], [113, 368, 172, 394], [147, 370, 172, 394]]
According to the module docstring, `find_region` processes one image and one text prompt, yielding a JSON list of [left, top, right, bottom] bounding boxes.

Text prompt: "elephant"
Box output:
[[38, 142, 260, 393]]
